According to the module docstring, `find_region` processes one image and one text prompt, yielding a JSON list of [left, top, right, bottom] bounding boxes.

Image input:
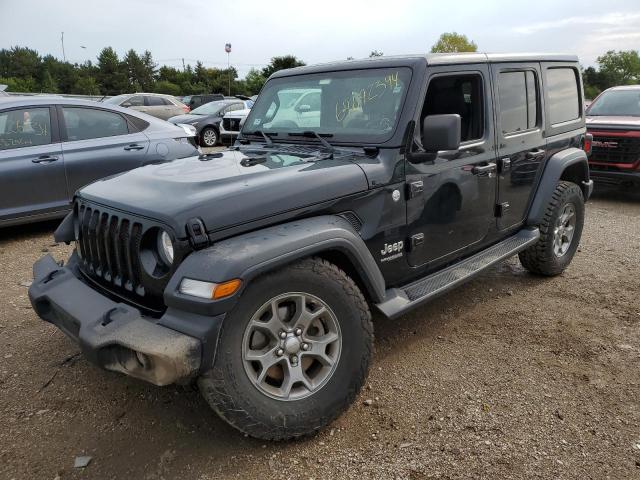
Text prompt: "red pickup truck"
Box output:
[[586, 85, 640, 188]]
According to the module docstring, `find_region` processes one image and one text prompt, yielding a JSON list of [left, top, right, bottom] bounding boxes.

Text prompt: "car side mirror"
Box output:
[[422, 114, 461, 153], [121, 102, 132, 108], [296, 104, 311, 113]]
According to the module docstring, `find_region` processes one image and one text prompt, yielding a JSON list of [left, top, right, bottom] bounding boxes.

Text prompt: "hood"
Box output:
[[586, 115, 640, 130], [78, 148, 368, 238], [168, 113, 208, 124]]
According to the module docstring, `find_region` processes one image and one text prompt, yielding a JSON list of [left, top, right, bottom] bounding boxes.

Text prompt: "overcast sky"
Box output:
[[1, 0, 639, 77]]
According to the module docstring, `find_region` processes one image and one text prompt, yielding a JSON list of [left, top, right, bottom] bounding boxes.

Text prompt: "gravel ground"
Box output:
[[0, 186, 639, 480]]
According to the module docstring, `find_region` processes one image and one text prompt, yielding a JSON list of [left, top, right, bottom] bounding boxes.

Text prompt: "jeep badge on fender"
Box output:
[[29, 52, 592, 441]]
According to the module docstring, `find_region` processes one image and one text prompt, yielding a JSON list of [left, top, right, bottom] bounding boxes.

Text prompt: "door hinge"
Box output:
[[495, 202, 510, 217], [410, 233, 425, 250], [499, 157, 511, 173], [407, 181, 424, 199]]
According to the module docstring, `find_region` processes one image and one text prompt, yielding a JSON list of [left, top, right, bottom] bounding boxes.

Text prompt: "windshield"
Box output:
[[191, 101, 227, 115], [244, 67, 412, 143], [587, 89, 640, 116], [103, 94, 130, 104]]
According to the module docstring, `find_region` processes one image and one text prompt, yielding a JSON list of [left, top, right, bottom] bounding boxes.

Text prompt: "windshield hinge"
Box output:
[[186, 217, 209, 249]]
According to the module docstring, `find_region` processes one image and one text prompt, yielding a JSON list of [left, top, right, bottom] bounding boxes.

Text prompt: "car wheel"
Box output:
[[519, 181, 585, 276], [198, 257, 373, 440], [200, 127, 218, 147]]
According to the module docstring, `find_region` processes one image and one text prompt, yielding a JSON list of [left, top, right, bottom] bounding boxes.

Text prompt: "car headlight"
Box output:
[[177, 123, 197, 136], [158, 230, 174, 265]]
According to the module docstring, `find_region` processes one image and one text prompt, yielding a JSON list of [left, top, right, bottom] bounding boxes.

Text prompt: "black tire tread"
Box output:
[[198, 257, 373, 441], [519, 181, 583, 276]]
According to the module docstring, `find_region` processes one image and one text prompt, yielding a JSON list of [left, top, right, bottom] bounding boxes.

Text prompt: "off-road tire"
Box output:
[[198, 257, 373, 440], [519, 181, 584, 276], [200, 126, 218, 147]]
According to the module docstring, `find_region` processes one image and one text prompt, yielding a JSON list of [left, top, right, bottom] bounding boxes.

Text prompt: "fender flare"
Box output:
[[527, 147, 592, 226], [164, 215, 386, 315]]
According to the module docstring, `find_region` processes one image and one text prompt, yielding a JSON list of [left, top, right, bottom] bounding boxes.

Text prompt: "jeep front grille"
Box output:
[[74, 200, 180, 312], [77, 202, 145, 295]]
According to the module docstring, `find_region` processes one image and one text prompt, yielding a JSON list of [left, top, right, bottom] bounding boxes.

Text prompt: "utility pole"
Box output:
[[182, 57, 185, 71], [61, 32, 66, 62], [225, 43, 232, 96]]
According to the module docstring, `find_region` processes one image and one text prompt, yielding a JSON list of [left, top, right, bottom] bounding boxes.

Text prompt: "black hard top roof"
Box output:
[[270, 53, 579, 78]]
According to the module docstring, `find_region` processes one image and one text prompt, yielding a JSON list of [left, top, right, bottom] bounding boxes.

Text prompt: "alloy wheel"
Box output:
[[241, 292, 342, 401]]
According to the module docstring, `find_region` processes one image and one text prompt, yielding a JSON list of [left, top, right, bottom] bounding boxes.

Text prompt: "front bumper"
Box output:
[[589, 168, 640, 187], [28, 254, 213, 386]]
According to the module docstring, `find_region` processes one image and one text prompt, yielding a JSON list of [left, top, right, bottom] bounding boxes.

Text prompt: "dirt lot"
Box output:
[[1, 186, 639, 480]]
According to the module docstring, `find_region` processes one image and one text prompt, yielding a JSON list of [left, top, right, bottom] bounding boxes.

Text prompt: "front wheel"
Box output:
[[198, 258, 373, 440], [519, 180, 585, 276], [200, 127, 218, 147]]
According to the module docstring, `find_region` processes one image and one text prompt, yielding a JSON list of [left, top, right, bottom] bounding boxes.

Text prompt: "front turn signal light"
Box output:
[[212, 279, 242, 299], [179, 278, 242, 300]]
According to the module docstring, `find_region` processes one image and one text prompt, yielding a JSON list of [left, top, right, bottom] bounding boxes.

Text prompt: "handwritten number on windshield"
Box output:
[[335, 71, 400, 122]]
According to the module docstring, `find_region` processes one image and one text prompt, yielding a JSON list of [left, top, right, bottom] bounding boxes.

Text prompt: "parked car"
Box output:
[[167, 99, 248, 147], [0, 97, 199, 227], [220, 95, 258, 143], [182, 94, 225, 110], [586, 85, 640, 188], [103, 93, 189, 120], [29, 53, 592, 441]]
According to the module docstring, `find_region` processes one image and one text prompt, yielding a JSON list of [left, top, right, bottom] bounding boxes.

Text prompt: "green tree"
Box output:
[[261, 55, 305, 78], [154, 80, 181, 96], [431, 32, 478, 53], [244, 68, 266, 95], [0, 76, 37, 92], [596, 50, 640, 85], [97, 47, 127, 95], [73, 76, 100, 95]]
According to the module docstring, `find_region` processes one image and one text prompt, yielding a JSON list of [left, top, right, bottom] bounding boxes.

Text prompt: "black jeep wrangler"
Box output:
[[29, 53, 593, 440]]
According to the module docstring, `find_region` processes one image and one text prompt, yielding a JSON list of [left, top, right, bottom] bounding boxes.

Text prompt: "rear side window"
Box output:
[[0, 107, 52, 150], [125, 96, 144, 107], [146, 96, 167, 106], [498, 71, 538, 135], [62, 107, 129, 141], [547, 68, 580, 125]]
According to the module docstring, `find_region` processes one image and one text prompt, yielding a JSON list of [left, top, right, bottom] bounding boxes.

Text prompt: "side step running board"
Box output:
[[375, 228, 540, 319]]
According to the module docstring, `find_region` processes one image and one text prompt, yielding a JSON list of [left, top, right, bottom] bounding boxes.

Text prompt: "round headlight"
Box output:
[[158, 230, 174, 265]]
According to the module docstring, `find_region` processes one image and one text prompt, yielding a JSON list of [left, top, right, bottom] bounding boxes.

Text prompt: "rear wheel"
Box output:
[[519, 181, 584, 276], [198, 258, 373, 440], [200, 127, 218, 147]]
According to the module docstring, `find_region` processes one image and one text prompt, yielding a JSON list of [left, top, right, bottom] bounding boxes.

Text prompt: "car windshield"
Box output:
[[587, 89, 640, 116], [191, 101, 227, 115], [244, 67, 412, 143], [102, 94, 130, 104]]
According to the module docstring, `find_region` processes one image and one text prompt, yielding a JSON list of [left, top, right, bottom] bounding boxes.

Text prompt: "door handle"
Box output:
[[471, 162, 497, 176], [525, 149, 546, 159], [32, 155, 58, 164], [124, 144, 145, 151]]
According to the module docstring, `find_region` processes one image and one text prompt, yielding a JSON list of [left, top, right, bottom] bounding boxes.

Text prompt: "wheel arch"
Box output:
[[164, 216, 386, 316], [527, 147, 592, 226]]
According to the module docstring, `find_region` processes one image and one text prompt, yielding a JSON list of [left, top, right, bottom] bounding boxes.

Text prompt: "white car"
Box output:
[[220, 97, 256, 143]]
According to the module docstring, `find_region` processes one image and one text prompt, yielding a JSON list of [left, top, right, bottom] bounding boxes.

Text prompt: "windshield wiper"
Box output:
[[244, 130, 276, 146], [287, 131, 335, 153]]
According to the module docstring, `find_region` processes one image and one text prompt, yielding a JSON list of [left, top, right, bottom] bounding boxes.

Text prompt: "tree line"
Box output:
[[0, 46, 304, 97], [1, 35, 638, 100]]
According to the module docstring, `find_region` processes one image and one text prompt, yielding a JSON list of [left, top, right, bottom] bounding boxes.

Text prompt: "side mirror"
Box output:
[[296, 104, 311, 113], [121, 102, 132, 108], [422, 114, 461, 152]]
